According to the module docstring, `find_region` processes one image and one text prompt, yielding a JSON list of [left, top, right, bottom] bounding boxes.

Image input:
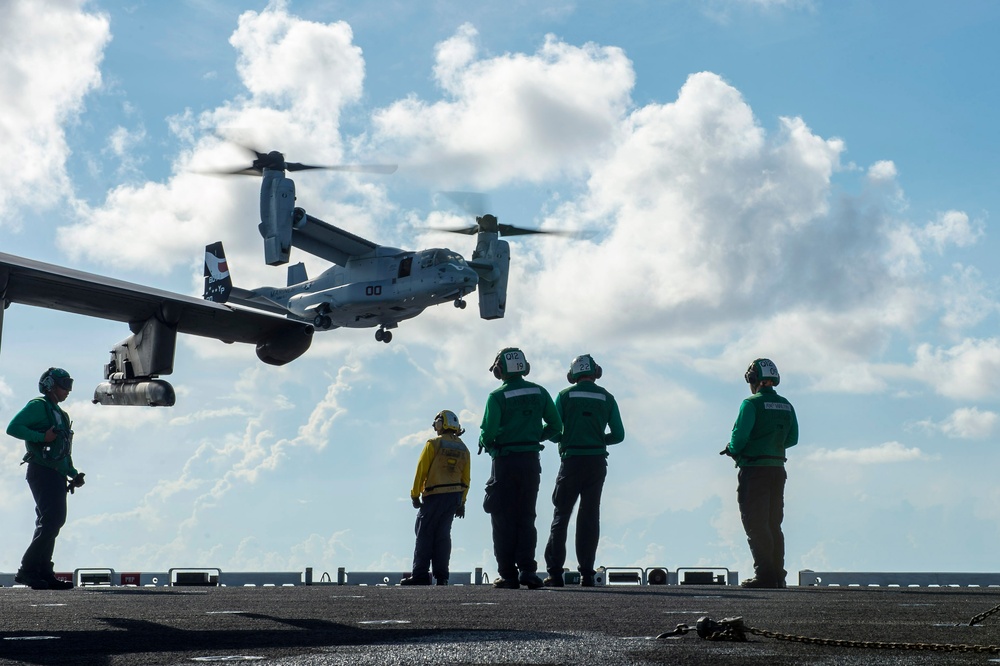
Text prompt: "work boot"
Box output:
[[580, 574, 596, 587], [740, 576, 780, 589], [14, 569, 49, 590], [543, 575, 564, 588], [493, 577, 520, 589], [435, 579, 448, 586], [399, 575, 431, 586], [41, 572, 74, 590], [518, 572, 544, 590]]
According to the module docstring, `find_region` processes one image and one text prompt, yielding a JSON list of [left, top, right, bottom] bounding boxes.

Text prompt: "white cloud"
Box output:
[[912, 339, 1000, 401], [939, 264, 999, 332], [867, 160, 897, 182], [0, 0, 109, 222], [805, 441, 931, 464], [371, 25, 634, 188], [917, 407, 998, 440], [55, 0, 384, 275], [919, 210, 983, 252]]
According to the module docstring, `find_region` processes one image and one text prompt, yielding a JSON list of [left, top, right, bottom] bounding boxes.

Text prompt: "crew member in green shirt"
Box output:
[[543, 354, 624, 587], [7, 368, 85, 590], [479, 347, 562, 589], [724, 358, 798, 589]]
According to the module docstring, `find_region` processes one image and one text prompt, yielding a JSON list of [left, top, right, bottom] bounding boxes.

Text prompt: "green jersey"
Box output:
[[552, 381, 625, 458], [479, 376, 562, 458], [727, 386, 798, 467], [7, 396, 79, 478]]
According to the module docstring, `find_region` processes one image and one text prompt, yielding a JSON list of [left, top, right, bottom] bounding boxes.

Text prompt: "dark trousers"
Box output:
[[737, 465, 787, 583], [21, 463, 68, 575], [410, 492, 462, 582], [544, 456, 607, 577], [486, 452, 541, 580]]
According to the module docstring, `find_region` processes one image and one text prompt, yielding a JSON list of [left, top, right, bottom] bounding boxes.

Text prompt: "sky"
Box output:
[[1, 0, 999, 583]]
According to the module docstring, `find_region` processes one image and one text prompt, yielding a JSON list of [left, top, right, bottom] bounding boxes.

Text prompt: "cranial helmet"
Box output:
[[434, 410, 464, 434], [567, 354, 603, 384], [745, 358, 780, 386], [490, 347, 530, 379], [39, 367, 73, 394]]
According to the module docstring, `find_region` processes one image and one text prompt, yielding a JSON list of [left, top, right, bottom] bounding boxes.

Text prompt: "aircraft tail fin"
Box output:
[[204, 241, 233, 303], [287, 262, 308, 286]]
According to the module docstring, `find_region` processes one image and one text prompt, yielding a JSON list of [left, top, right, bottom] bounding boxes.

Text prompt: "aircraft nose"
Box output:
[[442, 265, 478, 284]]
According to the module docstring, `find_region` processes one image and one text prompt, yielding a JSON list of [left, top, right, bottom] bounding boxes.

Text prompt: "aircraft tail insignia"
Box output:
[[204, 241, 233, 303]]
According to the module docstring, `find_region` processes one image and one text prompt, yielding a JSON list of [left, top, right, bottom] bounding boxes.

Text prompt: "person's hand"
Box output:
[[44, 427, 57, 443], [68, 472, 86, 494], [411, 497, 422, 509], [455, 504, 465, 519]]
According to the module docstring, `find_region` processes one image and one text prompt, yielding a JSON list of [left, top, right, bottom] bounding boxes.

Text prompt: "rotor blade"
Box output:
[[427, 225, 481, 235], [498, 224, 591, 239], [196, 163, 397, 177], [286, 162, 398, 174]]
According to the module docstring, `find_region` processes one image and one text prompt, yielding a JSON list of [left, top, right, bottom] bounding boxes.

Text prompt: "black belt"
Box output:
[[493, 440, 538, 448]]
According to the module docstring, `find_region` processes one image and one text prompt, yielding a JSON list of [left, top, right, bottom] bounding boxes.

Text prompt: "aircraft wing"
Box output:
[[292, 213, 378, 265], [0, 251, 306, 346]]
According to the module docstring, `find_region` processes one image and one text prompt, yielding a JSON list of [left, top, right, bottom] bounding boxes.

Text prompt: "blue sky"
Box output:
[[2, 0, 999, 581]]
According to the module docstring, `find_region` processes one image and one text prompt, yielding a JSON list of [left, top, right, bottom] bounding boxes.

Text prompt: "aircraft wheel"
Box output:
[[382, 330, 393, 343], [314, 314, 332, 329], [455, 299, 467, 309], [375, 328, 384, 342]]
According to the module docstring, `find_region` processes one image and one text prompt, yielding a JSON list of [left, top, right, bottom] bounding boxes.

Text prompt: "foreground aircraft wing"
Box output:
[[0, 251, 309, 347], [291, 213, 378, 265]]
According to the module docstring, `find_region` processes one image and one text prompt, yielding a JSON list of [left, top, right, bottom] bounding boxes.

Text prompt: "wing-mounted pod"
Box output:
[[94, 316, 177, 407], [470, 216, 510, 320], [255, 324, 313, 365]]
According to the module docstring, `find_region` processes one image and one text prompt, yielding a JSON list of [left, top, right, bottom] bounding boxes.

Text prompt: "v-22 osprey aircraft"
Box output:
[[202, 149, 563, 343]]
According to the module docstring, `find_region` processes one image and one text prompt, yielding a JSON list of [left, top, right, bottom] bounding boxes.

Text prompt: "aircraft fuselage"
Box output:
[[256, 246, 479, 328]]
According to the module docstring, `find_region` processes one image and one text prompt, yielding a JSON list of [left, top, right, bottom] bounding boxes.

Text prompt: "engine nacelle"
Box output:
[[259, 170, 296, 266], [474, 236, 510, 320], [255, 324, 314, 365]]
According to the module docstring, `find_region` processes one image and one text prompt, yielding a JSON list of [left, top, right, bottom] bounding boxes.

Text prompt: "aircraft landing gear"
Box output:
[[454, 298, 467, 309], [375, 327, 392, 343], [313, 314, 333, 329]]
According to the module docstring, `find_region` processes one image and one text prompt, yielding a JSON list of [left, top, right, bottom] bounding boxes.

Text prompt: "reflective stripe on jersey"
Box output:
[[504, 387, 541, 399], [567, 392, 606, 401]]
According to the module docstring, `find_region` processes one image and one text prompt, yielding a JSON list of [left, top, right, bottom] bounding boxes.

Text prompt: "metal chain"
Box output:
[[743, 623, 1000, 654], [969, 602, 1000, 627], [657, 615, 1000, 654]]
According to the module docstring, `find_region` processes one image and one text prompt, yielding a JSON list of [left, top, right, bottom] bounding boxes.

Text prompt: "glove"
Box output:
[[719, 447, 732, 457], [411, 497, 422, 509], [455, 504, 465, 519], [67, 472, 86, 494]]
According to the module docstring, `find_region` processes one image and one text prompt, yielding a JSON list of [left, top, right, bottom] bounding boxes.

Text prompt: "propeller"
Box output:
[[431, 191, 584, 238], [198, 143, 397, 176]]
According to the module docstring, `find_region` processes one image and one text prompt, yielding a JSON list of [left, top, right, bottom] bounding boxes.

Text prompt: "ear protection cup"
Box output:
[[38, 367, 72, 394], [39, 368, 56, 394]]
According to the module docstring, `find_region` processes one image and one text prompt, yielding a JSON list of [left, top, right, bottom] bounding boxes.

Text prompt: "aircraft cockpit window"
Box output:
[[432, 250, 465, 266], [398, 255, 413, 278]]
